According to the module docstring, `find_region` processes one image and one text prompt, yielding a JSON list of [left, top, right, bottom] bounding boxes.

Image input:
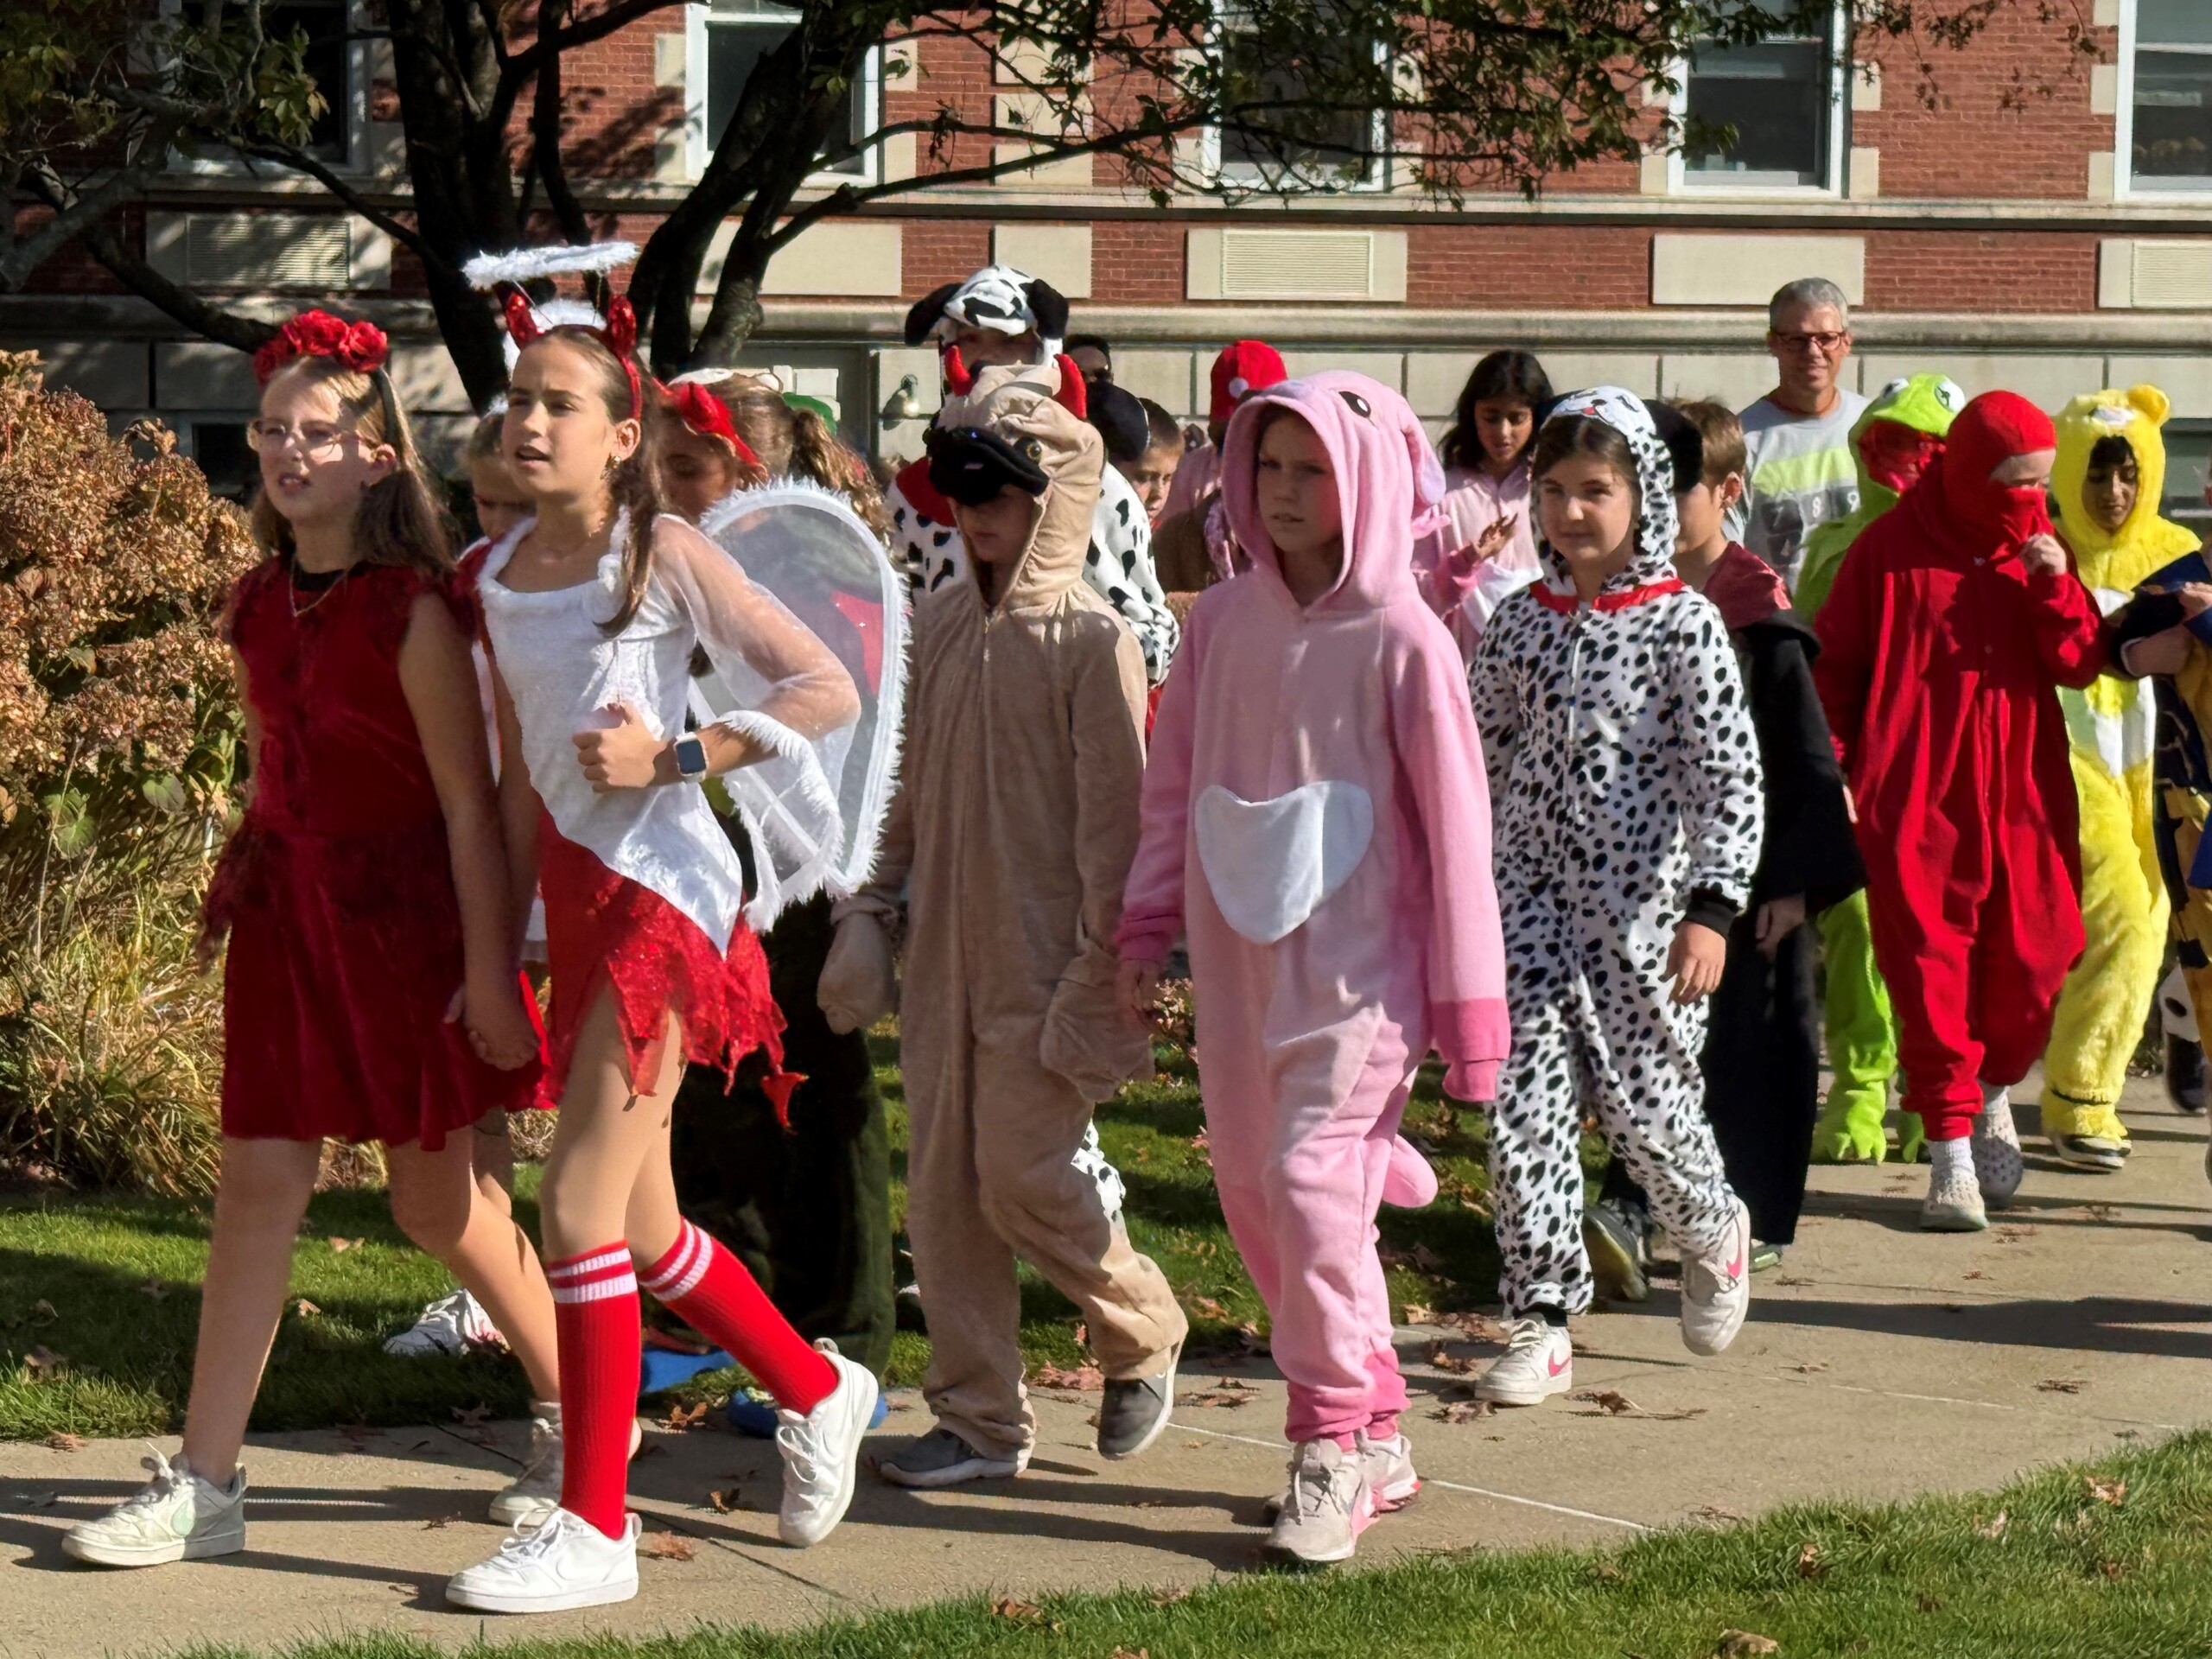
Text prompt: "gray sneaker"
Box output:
[[1582, 1199, 1650, 1303], [1096, 1344, 1179, 1460], [1262, 1438, 1371, 1566], [875, 1427, 1028, 1490], [63, 1447, 245, 1567], [1267, 1429, 1417, 1521]]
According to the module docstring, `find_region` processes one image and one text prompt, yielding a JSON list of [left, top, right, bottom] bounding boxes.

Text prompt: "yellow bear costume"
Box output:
[[2041, 385, 2197, 1157]]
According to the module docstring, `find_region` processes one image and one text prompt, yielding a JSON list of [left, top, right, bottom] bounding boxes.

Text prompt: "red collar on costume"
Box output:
[[1532, 577, 1687, 613]]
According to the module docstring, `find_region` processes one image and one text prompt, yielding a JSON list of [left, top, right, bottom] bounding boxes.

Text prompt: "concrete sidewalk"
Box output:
[[3, 1074, 2208, 1656]]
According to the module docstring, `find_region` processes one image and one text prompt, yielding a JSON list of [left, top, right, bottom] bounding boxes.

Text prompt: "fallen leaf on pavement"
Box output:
[[2088, 1476, 2126, 1508], [1425, 1341, 1480, 1376], [1786, 1362, 1829, 1375], [18, 1489, 56, 1510], [1974, 1510, 2008, 1540], [1571, 1389, 1638, 1415], [2037, 1378, 2086, 1395], [1176, 1377, 1259, 1408], [450, 1404, 491, 1427], [662, 1401, 709, 1431], [708, 1487, 741, 1513], [644, 1532, 695, 1561], [2082, 1203, 2120, 1224], [422, 1515, 454, 1530], [329, 1236, 364, 1253], [1715, 1632, 1779, 1656], [44, 1433, 84, 1452], [1796, 1541, 1827, 1579], [1032, 1363, 1105, 1391], [1435, 1398, 1495, 1425]]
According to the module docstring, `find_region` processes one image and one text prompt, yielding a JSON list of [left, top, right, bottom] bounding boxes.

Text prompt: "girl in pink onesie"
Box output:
[[1118, 372, 1509, 1567]]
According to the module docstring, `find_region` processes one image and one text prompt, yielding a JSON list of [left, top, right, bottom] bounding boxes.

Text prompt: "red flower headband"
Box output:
[[499, 285, 644, 422], [661, 379, 763, 471], [253, 310, 390, 385]]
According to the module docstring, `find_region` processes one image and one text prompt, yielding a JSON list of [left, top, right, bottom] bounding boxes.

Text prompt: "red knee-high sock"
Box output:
[[641, 1220, 836, 1414], [546, 1244, 641, 1538]]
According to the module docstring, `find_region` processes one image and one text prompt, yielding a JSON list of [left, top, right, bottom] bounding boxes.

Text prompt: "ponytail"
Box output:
[[707, 374, 894, 544]]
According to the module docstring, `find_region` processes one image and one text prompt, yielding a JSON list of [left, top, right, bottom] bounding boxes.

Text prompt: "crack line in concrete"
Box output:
[[1174, 1423, 1652, 1532]]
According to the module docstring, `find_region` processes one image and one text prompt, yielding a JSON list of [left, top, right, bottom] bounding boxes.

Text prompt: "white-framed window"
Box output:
[[2115, 0, 2212, 197], [1196, 7, 1391, 192], [683, 1, 880, 184], [163, 0, 371, 174], [2163, 419, 2212, 534], [1665, 1, 1847, 195]]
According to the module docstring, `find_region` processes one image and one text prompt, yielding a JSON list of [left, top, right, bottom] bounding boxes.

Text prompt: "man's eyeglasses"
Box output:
[[1772, 331, 1850, 355]]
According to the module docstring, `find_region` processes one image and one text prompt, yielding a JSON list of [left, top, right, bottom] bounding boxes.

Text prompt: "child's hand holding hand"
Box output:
[[449, 979, 539, 1071], [574, 702, 662, 792], [1754, 895, 1807, 958], [1117, 958, 1161, 1031], [2019, 533, 2069, 578], [1666, 919, 1726, 1004]]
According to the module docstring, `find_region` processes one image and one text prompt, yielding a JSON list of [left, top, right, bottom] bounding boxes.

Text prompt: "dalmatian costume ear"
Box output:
[[1543, 385, 1681, 579], [904, 283, 963, 346], [913, 264, 1069, 360], [1022, 277, 1069, 359]]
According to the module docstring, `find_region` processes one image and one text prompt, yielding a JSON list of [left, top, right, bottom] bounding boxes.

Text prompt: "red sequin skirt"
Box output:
[[537, 815, 796, 1116]]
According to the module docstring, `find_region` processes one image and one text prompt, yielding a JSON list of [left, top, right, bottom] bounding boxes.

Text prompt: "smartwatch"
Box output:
[[673, 734, 709, 780]]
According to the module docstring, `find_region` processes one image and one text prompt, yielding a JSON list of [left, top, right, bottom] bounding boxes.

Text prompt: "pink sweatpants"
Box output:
[[1200, 1005, 1414, 1446]]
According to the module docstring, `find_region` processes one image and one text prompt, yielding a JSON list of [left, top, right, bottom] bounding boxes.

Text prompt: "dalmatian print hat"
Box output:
[[1538, 385, 1681, 587], [903, 264, 1070, 361]]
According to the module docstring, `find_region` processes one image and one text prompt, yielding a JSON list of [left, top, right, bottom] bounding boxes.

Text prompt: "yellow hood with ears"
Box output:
[[2053, 383, 2200, 593]]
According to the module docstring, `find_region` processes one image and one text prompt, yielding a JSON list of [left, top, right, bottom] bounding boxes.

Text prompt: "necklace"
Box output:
[[289, 563, 351, 619]]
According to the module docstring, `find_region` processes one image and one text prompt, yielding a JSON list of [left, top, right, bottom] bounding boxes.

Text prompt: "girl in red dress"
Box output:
[[444, 291, 877, 1615], [64, 313, 561, 1571]]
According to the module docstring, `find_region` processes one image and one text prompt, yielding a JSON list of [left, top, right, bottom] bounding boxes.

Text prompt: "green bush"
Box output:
[[0, 351, 256, 1192]]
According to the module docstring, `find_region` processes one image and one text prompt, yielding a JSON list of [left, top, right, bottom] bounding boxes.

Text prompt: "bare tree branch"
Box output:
[[22, 176, 274, 354]]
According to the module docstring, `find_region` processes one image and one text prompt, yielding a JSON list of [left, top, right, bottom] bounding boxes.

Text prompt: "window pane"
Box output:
[[1685, 37, 1829, 186], [2161, 423, 2212, 534], [2143, 1, 2212, 48], [707, 20, 866, 175], [2135, 50, 2212, 181], [1217, 35, 1376, 180], [268, 0, 348, 162]]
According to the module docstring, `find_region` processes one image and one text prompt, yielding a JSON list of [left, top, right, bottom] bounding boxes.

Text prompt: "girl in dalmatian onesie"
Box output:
[[885, 264, 1180, 683], [1467, 388, 1764, 1408], [1118, 372, 1509, 1567]]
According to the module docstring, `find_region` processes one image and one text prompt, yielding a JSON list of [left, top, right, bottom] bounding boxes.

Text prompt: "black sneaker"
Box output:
[[1582, 1199, 1649, 1303], [1096, 1344, 1179, 1460], [2169, 1034, 2209, 1115]]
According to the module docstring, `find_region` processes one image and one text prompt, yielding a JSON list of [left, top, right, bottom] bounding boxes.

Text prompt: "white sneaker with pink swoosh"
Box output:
[[1473, 1316, 1574, 1407], [1679, 1198, 1753, 1357]]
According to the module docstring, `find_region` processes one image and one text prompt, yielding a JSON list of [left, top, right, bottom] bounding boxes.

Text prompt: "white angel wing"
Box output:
[[691, 480, 909, 929]]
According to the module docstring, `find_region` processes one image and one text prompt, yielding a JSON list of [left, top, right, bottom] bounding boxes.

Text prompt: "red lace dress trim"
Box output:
[[537, 812, 799, 1118]]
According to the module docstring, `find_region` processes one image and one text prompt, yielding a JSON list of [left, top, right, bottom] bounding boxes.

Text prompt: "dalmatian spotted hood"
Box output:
[[1531, 385, 1682, 602]]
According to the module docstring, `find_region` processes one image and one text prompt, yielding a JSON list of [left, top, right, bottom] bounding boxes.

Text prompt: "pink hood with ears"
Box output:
[[1220, 372, 1449, 613]]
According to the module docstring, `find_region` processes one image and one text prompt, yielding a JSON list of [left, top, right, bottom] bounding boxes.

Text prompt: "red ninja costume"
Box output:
[[1813, 391, 2107, 1141]]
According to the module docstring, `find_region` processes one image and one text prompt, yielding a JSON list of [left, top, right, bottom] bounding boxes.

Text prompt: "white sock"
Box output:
[[1929, 1137, 1973, 1181]]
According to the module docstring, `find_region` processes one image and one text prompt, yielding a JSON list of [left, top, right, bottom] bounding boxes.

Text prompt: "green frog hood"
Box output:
[[1796, 372, 1966, 619]]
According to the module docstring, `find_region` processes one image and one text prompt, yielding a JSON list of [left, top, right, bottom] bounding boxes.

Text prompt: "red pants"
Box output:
[[1859, 808, 2084, 1141]]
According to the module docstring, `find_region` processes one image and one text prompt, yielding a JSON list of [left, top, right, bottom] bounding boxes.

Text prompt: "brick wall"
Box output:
[[1862, 229, 2101, 312]]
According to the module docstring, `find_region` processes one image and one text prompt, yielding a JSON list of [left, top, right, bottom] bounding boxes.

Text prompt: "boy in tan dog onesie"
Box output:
[[822, 352, 1187, 1486]]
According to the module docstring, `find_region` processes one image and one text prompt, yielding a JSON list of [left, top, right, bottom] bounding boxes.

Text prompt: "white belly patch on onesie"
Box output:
[[1195, 781, 1373, 944]]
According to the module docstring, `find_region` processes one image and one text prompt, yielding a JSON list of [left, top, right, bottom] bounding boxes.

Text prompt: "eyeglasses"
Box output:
[[245, 420, 360, 458], [1772, 331, 1851, 355]]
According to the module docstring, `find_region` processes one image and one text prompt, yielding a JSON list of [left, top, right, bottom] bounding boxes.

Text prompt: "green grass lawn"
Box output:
[[0, 1034, 1524, 1440], [162, 1433, 2212, 1659]]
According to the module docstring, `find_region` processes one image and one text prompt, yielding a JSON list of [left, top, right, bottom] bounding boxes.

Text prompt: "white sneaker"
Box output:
[[444, 1508, 639, 1614], [1474, 1317, 1573, 1406], [1922, 1162, 1988, 1231], [1679, 1199, 1752, 1357], [1262, 1438, 1372, 1566], [62, 1447, 245, 1567], [385, 1288, 503, 1357], [1266, 1429, 1419, 1521], [490, 1408, 644, 1528], [1972, 1087, 2024, 1208], [775, 1340, 879, 1548]]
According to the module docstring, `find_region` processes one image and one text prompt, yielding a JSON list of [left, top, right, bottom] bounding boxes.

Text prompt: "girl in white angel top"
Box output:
[[442, 293, 874, 1615]]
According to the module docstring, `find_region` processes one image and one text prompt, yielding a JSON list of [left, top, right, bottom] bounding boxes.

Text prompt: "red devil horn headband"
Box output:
[[1051, 353, 1087, 420], [941, 344, 975, 397], [661, 379, 763, 473], [498, 283, 642, 422]]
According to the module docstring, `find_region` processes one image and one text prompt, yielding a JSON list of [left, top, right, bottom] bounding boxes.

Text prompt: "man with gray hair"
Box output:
[[1731, 276, 1871, 592]]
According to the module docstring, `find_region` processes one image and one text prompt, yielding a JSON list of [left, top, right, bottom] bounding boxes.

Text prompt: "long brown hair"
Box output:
[[527, 327, 667, 637], [709, 376, 893, 543], [249, 356, 454, 575]]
